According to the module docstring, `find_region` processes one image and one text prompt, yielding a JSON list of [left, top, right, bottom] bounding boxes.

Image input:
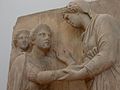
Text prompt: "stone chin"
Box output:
[[20, 44, 29, 50], [42, 44, 51, 49], [38, 43, 51, 52]]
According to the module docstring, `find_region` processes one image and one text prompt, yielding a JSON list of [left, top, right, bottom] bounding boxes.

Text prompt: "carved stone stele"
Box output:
[[7, 0, 120, 90]]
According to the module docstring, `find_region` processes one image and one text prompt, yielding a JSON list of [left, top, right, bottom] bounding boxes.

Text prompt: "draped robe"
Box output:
[[82, 14, 120, 90]]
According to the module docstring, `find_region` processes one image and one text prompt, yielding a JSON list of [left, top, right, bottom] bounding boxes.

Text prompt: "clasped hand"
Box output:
[[58, 65, 84, 81]]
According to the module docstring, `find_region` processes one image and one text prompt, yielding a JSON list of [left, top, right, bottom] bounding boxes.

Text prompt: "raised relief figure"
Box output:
[[26, 24, 75, 90], [7, 24, 75, 90], [9, 30, 30, 69], [7, 30, 31, 90], [59, 0, 120, 90]]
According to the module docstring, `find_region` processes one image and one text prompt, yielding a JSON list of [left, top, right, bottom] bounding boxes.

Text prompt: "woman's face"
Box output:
[[17, 33, 30, 50], [63, 1, 85, 28], [63, 12, 84, 28]]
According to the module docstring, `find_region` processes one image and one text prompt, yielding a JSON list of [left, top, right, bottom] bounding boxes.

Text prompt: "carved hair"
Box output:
[[31, 24, 52, 42], [65, 0, 92, 18]]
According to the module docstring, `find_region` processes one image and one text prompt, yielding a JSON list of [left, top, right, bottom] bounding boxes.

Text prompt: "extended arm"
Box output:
[[58, 15, 118, 81]]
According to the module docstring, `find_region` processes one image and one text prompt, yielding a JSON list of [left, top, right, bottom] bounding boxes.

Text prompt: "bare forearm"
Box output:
[[77, 67, 90, 80], [34, 69, 66, 84], [35, 71, 56, 85], [57, 67, 90, 81]]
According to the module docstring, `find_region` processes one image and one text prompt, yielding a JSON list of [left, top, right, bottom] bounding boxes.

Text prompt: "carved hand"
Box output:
[[54, 65, 83, 81], [27, 68, 39, 82], [58, 67, 89, 81], [58, 69, 80, 80]]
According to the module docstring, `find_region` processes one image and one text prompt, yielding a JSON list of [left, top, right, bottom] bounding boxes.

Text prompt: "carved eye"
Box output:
[[42, 33, 46, 37], [38, 33, 46, 37], [48, 34, 51, 37], [38, 33, 43, 36]]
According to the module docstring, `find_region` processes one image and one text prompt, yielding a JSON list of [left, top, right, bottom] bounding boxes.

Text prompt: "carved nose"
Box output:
[[44, 35, 50, 40]]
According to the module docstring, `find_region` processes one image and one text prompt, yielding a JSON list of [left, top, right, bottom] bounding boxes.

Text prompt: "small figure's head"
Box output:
[[32, 24, 52, 51], [63, 0, 91, 28], [14, 30, 30, 51]]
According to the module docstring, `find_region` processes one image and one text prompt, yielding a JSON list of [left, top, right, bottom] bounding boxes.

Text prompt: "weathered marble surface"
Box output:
[[7, 0, 120, 90]]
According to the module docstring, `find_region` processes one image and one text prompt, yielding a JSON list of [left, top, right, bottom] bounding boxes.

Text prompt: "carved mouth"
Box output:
[[44, 40, 50, 44]]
